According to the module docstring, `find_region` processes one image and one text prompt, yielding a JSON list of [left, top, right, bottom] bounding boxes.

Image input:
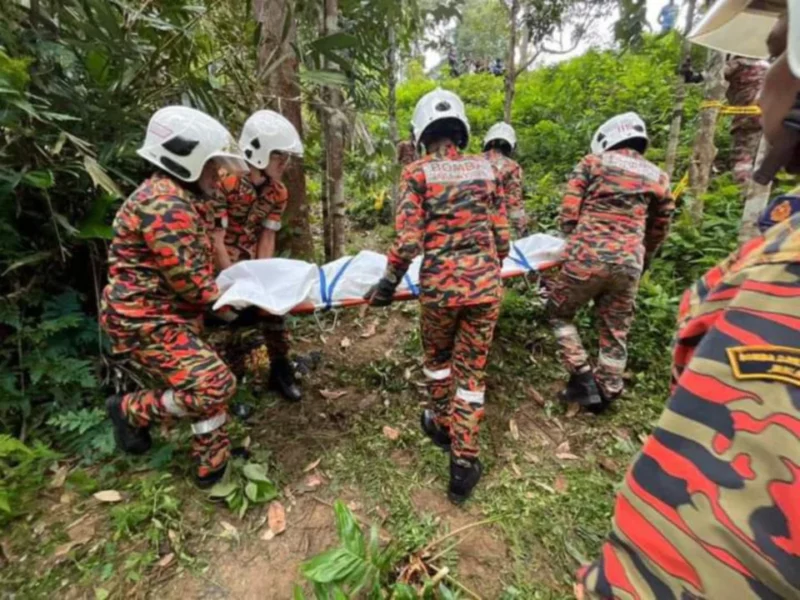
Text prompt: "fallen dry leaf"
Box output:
[[53, 533, 92, 559], [555, 441, 570, 454], [168, 529, 180, 546], [347, 501, 362, 512], [220, 521, 238, 537], [242, 436, 251, 449], [49, 465, 69, 489], [360, 318, 379, 338], [260, 529, 276, 541], [382, 425, 400, 441], [358, 303, 369, 319], [556, 452, 581, 461], [598, 457, 618, 474], [296, 473, 324, 494], [60, 491, 76, 505], [509, 419, 520, 441], [565, 403, 581, 418], [510, 462, 522, 478], [157, 553, 175, 568], [524, 452, 541, 464], [532, 480, 556, 494], [93, 490, 122, 503], [529, 387, 546, 407], [554, 474, 569, 494], [303, 458, 322, 473], [319, 389, 348, 401], [340, 336, 352, 349], [267, 501, 286, 535]]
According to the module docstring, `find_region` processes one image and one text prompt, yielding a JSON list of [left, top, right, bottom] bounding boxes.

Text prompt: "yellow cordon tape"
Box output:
[[699, 101, 762, 116], [672, 172, 690, 200], [671, 103, 762, 200]]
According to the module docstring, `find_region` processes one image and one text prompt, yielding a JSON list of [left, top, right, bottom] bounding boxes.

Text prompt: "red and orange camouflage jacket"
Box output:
[[385, 143, 510, 307], [580, 211, 800, 599], [483, 148, 527, 237], [670, 194, 800, 389], [213, 172, 289, 263], [560, 148, 674, 271], [100, 174, 218, 351]]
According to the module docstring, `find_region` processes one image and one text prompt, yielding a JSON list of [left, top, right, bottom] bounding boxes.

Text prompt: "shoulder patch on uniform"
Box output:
[[601, 153, 662, 182], [727, 345, 800, 387], [423, 159, 494, 184]]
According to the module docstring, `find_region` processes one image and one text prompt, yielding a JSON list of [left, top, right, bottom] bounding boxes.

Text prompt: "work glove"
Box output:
[[364, 277, 398, 307]]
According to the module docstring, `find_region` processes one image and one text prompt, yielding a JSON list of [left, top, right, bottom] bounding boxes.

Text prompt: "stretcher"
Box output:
[[213, 233, 564, 316]]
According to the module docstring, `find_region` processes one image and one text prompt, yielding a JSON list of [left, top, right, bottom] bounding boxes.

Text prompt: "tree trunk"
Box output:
[[320, 132, 333, 260], [687, 50, 727, 222], [388, 23, 399, 216], [738, 136, 772, 243], [518, 4, 530, 72], [323, 0, 347, 260], [253, 0, 314, 259], [664, 0, 697, 179], [503, 0, 519, 123]]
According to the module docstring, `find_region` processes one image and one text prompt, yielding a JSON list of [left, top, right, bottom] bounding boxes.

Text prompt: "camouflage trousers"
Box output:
[[730, 118, 762, 185], [547, 261, 640, 398], [206, 314, 290, 384], [421, 302, 500, 460], [115, 323, 236, 478]]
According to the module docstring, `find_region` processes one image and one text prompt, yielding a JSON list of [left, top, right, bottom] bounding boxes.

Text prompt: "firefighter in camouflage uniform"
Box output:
[[101, 106, 255, 487], [209, 110, 304, 403], [725, 55, 768, 184], [483, 121, 528, 237], [671, 192, 800, 390], [366, 88, 510, 504], [576, 2, 800, 598], [547, 112, 674, 412]]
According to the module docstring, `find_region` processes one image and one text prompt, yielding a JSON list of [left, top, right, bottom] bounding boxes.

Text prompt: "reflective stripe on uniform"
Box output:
[[162, 390, 187, 416], [456, 388, 485, 405], [191, 412, 227, 435], [423, 366, 452, 380], [598, 352, 627, 371], [555, 324, 579, 339], [263, 219, 281, 231]]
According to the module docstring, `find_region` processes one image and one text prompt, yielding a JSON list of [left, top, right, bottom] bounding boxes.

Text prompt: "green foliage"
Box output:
[[0, 290, 100, 432], [298, 500, 456, 599], [208, 460, 278, 518], [47, 408, 115, 464], [0, 435, 59, 524], [453, 0, 508, 64]]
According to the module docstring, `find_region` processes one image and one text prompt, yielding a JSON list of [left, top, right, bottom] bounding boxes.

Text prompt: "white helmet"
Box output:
[[483, 122, 517, 151], [136, 106, 247, 182], [590, 112, 649, 155], [411, 88, 470, 149], [239, 110, 304, 170]]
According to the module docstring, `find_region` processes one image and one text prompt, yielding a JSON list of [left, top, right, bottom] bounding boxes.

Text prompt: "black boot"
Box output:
[[448, 455, 483, 505], [595, 384, 621, 414], [106, 395, 152, 455], [559, 370, 603, 411], [420, 409, 451, 451], [269, 356, 302, 402], [195, 465, 227, 490]]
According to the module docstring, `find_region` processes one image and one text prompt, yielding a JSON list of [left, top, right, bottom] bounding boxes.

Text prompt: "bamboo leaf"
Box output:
[[83, 156, 122, 198]]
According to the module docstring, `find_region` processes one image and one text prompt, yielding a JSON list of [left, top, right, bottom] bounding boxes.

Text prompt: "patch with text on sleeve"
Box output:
[[727, 345, 800, 387]]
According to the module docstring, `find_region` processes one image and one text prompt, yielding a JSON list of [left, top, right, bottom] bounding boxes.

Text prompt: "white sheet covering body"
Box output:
[[214, 233, 564, 315]]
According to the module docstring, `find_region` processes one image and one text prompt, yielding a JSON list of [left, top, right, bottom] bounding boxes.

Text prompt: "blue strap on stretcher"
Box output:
[[508, 243, 535, 272], [318, 257, 355, 309], [403, 273, 419, 297]]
